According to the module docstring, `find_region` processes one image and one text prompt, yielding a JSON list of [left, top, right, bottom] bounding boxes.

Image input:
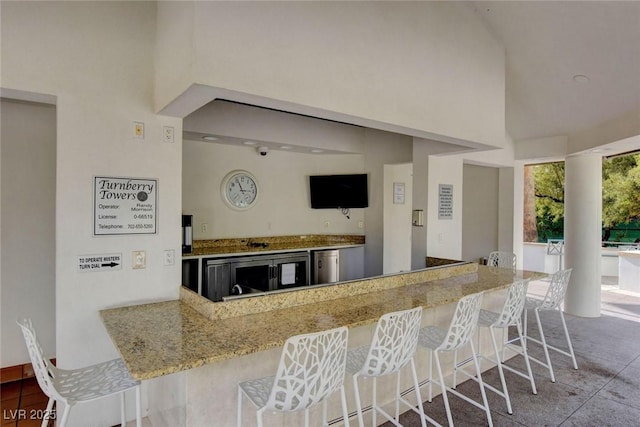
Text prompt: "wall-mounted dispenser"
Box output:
[[412, 209, 424, 227], [182, 214, 193, 254]]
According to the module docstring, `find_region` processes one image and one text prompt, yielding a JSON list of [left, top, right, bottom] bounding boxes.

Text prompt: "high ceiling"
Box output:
[[472, 1, 640, 144], [181, 2, 640, 157]]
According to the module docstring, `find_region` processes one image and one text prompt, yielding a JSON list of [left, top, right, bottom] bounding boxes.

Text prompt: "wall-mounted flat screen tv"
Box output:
[[309, 174, 369, 209]]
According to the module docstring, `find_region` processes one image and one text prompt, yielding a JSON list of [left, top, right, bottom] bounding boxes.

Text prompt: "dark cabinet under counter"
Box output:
[[200, 252, 310, 302]]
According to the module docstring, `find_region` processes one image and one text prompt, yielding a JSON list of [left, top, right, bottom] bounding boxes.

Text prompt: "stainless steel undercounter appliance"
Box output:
[[204, 252, 310, 302]]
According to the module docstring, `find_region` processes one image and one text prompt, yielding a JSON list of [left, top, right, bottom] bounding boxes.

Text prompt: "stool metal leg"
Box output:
[[469, 340, 493, 427], [534, 308, 556, 382], [41, 398, 54, 427], [237, 387, 242, 427], [488, 326, 512, 414], [558, 309, 578, 369], [517, 321, 538, 395], [352, 375, 365, 427], [339, 385, 350, 427], [433, 350, 454, 427], [120, 392, 126, 426], [58, 403, 71, 427], [136, 385, 142, 427], [409, 359, 429, 427]]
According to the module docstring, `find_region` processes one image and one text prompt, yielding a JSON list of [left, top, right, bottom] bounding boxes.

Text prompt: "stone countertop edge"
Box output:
[[619, 250, 640, 258], [183, 262, 478, 321], [100, 265, 545, 381]]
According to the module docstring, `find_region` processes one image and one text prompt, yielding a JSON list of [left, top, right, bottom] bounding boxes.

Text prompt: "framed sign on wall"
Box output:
[[393, 182, 405, 204], [438, 184, 453, 220], [94, 176, 158, 235]]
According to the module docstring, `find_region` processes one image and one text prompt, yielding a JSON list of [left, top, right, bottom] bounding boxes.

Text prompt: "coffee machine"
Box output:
[[182, 214, 193, 254]]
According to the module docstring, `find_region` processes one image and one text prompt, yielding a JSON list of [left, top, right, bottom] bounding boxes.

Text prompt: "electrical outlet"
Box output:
[[132, 250, 146, 269], [162, 125, 174, 143], [133, 121, 144, 139], [324, 221, 330, 228], [201, 223, 208, 232], [358, 220, 364, 229], [163, 249, 175, 266]]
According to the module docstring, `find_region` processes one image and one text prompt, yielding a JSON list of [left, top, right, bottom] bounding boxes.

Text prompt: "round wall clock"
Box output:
[[221, 170, 259, 210]]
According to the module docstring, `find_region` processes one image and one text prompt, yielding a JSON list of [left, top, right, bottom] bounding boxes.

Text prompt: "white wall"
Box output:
[[182, 140, 365, 238], [156, 1, 506, 149], [498, 167, 515, 253], [511, 161, 526, 270], [2, 2, 181, 424], [411, 142, 429, 269], [383, 163, 413, 274], [362, 129, 413, 277], [462, 164, 499, 263], [1, 99, 56, 366]]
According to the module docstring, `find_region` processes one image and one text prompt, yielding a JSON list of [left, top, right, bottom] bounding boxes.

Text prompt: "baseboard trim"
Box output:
[[0, 359, 56, 384]]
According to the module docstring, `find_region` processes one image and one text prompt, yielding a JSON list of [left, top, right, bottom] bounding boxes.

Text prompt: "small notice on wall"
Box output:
[[393, 182, 405, 204], [78, 253, 122, 272], [94, 176, 158, 235], [281, 263, 296, 285], [438, 184, 453, 220]]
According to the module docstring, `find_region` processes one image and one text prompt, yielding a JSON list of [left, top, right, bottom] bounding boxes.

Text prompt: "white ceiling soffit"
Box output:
[[167, 84, 495, 155]]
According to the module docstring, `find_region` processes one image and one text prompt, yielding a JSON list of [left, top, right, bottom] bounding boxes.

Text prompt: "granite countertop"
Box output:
[[183, 234, 365, 257], [101, 265, 544, 380], [619, 250, 640, 258]]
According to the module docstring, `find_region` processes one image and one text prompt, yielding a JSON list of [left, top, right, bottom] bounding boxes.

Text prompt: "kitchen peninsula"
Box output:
[[182, 234, 366, 301], [101, 262, 544, 427]]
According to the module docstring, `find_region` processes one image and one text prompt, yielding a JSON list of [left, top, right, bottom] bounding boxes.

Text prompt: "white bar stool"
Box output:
[[487, 251, 517, 270], [237, 326, 350, 427], [476, 279, 537, 415], [523, 268, 578, 382], [17, 319, 141, 427], [418, 292, 493, 427], [346, 307, 440, 427]]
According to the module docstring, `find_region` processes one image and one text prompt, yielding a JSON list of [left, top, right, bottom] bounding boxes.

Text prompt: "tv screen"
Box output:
[[309, 174, 369, 209]]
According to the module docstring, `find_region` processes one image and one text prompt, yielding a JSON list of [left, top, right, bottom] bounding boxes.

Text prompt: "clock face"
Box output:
[[221, 170, 259, 210]]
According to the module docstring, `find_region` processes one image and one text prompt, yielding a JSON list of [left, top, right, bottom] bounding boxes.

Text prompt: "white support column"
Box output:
[[564, 153, 602, 317]]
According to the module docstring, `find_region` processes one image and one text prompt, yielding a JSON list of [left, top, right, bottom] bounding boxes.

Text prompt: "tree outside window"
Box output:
[[524, 153, 640, 244]]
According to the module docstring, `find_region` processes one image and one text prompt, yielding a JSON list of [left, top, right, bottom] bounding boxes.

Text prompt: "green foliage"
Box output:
[[533, 154, 640, 242], [602, 154, 640, 228], [533, 162, 565, 242]]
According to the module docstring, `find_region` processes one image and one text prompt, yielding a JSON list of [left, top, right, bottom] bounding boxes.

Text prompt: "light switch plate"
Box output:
[[132, 250, 146, 269], [162, 125, 174, 143], [163, 249, 175, 266]]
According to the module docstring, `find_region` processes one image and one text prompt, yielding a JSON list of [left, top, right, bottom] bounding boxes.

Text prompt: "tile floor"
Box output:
[[382, 277, 640, 426], [1, 377, 51, 427]]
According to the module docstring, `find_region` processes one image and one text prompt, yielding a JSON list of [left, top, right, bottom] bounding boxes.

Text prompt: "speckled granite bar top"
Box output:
[[184, 234, 365, 257], [100, 265, 544, 380]]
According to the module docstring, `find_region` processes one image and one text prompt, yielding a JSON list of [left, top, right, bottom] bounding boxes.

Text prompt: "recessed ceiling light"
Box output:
[[202, 135, 218, 141], [311, 149, 324, 153], [243, 141, 257, 146], [573, 74, 590, 84]]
